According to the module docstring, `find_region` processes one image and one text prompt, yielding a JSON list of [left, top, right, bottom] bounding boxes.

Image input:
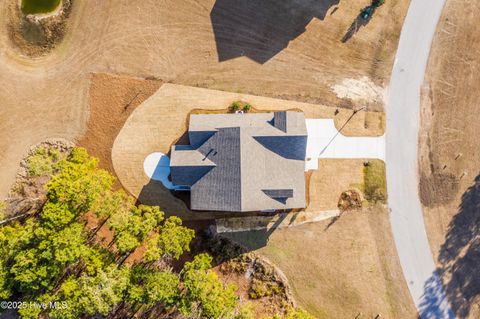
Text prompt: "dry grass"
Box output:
[[419, 1, 480, 317], [224, 205, 417, 319], [0, 0, 407, 199], [306, 159, 365, 212], [0, 1, 415, 317]]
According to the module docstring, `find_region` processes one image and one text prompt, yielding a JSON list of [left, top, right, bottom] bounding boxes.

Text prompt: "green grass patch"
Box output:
[[27, 146, 63, 177], [0, 201, 5, 220], [21, 0, 61, 15], [363, 160, 387, 203]]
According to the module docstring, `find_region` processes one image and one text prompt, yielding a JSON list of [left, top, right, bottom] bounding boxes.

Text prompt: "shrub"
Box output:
[[248, 278, 282, 299], [235, 303, 256, 319], [243, 103, 252, 112], [229, 101, 241, 112], [285, 307, 316, 319], [27, 147, 62, 177], [0, 201, 5, 220], [372, 0, 385, 7]]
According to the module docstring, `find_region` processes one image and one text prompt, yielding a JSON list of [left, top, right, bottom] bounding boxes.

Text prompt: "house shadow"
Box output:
[[210, 0, 340, 64], [419, 174, 480, 318], [215, 211, 289, 251], [341, 6, 374, 43], [137, 179, 291, 268], [203, 212, 290, 267], [136, 177, 288, 257]]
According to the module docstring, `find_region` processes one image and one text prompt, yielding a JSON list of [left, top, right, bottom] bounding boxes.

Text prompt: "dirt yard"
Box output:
[[0, 0, 408, 199], [223, 205, 417, 319], [419, 0, 480, 318], [111, 83, 384, 220], [77, 73, 162, 188]]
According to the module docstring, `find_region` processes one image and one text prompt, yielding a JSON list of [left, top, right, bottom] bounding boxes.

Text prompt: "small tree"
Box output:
[[127, 267, 180, 308], [179, 253, 238, 319]]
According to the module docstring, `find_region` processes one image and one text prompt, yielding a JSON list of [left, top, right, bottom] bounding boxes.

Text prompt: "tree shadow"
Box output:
[[210, 0, 340, 64], [341, 7, 373, 43], [420, 174, 480, 318], [418, 272, 455, 319]]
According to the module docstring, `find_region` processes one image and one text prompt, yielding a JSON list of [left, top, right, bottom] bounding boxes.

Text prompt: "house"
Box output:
[[170, 111, 307, 212]]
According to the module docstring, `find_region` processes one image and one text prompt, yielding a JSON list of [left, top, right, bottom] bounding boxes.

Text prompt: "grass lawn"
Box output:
[[364, 159, 387, 203], [223, 205, 416, 318], [21, 0, 61, 14]]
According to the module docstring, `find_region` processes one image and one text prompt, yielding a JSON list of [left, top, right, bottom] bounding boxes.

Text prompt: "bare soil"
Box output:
[[419, 1, 480, 317], [77, 73, 162, 188], [0, 0, 408, 199], [213, 251, 295, 317]]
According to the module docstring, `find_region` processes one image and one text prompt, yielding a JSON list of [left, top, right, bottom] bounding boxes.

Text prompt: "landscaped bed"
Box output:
[[21, 0, 61, 14]]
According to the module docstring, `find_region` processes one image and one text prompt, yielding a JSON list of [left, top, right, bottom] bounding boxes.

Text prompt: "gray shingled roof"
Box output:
[[170, 111, 307, 212]]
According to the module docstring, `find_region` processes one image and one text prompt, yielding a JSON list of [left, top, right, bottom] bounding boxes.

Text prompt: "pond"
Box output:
[[21, 0, 61, 15]]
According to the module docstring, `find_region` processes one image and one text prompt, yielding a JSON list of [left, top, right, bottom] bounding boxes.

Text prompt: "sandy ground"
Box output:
[[0, 0, 409, 199], [223, 205, 417, 319], [419, 0, 480, 317], [111, 83, 384, 220], [77, 73, 162, 188]]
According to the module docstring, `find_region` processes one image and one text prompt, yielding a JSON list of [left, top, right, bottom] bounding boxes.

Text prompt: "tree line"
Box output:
[[0, 148, 313, 319]]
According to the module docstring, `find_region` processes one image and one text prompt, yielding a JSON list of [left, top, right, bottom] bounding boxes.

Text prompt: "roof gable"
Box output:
[[170, 111, 307, 212]]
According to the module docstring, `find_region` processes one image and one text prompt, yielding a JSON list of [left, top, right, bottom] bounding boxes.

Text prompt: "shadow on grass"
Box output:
[[223, 213, 288, 248], [419, 174, 480, 318], [341, 7, 374, 43], [210, 0, 340, 64], [136, 178, 290, 262]]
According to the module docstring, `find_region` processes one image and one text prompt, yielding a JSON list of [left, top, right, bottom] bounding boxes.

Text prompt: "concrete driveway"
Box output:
[[305, 119, 385, 170], [385, 0, 454, 317]]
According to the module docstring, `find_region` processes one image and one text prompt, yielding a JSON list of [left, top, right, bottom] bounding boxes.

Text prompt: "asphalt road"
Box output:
[[385, 0, 455, 318]]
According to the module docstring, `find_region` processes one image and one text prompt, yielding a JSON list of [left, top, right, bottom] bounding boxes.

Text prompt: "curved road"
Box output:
[[386, 0, 455, 318]]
